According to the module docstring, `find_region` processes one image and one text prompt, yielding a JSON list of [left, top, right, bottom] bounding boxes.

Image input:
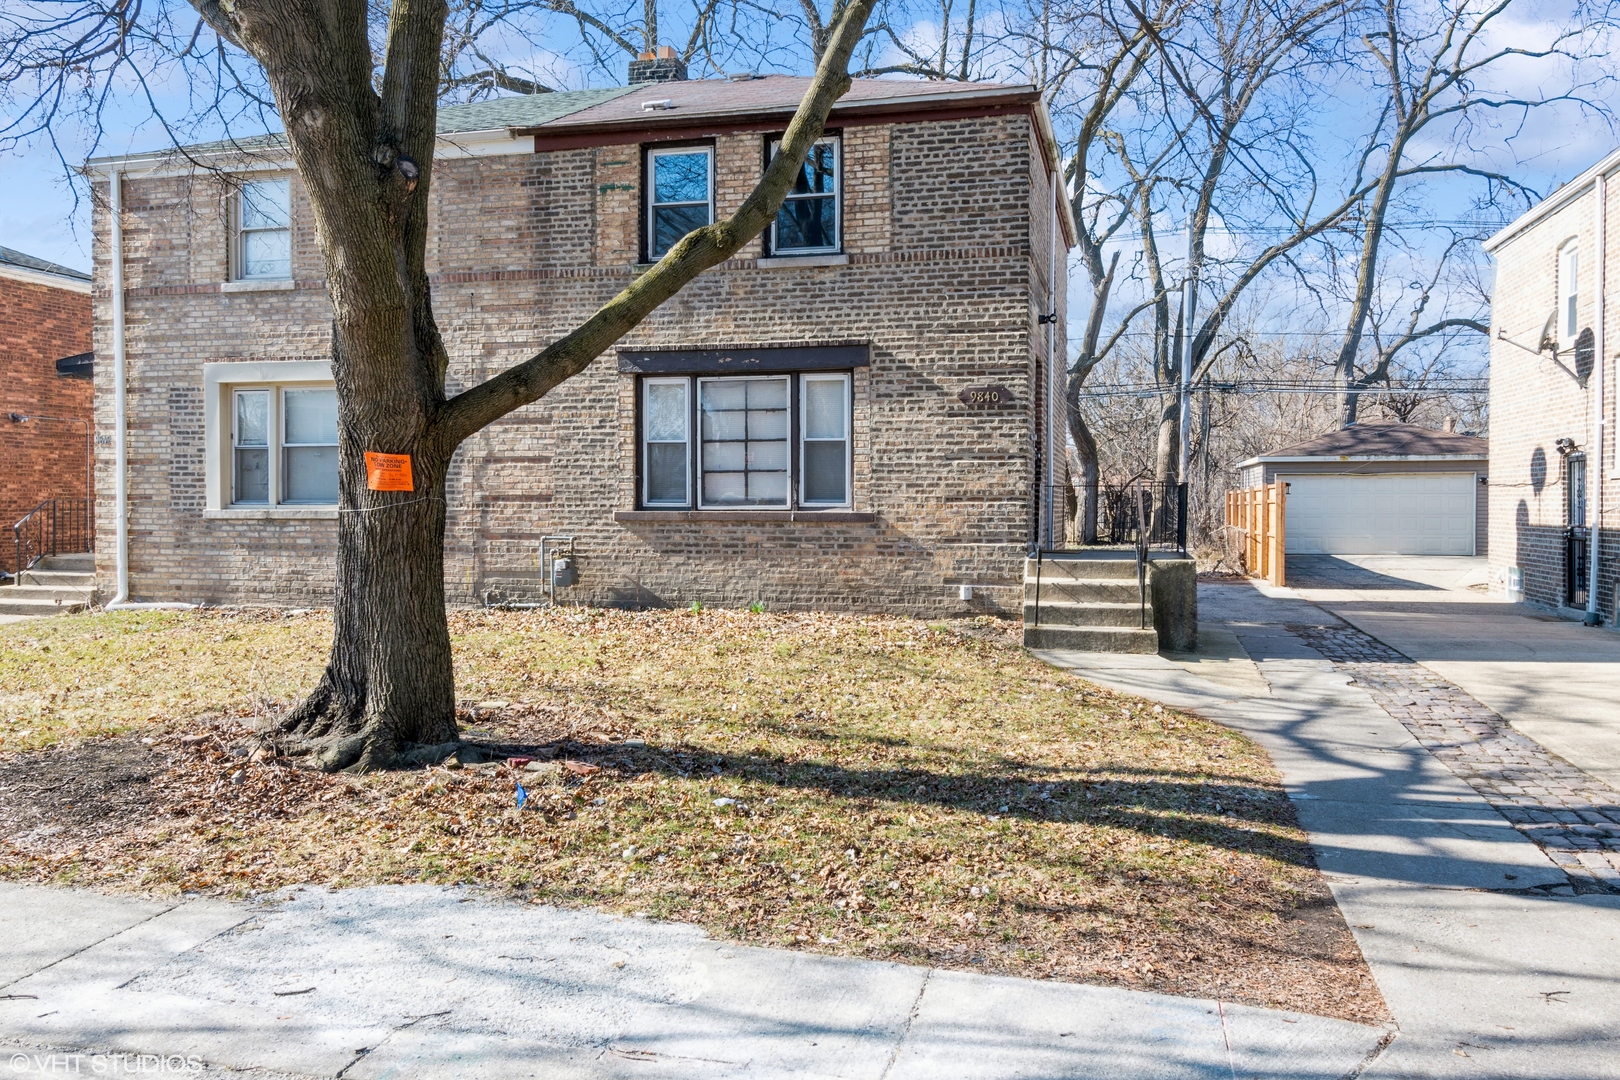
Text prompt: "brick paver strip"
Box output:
[[1287, 623, 1620, 894]]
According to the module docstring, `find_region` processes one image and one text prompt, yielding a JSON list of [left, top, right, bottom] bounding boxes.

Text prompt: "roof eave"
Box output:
[[1484, 145, 1620, 253], [514, 83, 1040, 137], [1246, 453, 1488, 464]]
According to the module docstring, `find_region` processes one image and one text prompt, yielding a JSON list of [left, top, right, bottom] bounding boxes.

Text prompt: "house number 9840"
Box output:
[[958, 385, 1012, 407]]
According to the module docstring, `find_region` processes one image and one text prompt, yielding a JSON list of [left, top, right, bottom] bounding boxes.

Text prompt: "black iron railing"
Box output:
[[11, 498, 94, 577], [1097, 481, 1187, 552], [1567, 526, 1590, 608]]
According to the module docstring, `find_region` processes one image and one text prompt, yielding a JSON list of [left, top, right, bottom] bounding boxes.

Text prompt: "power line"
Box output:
[[1078, 378, 1488, 398]]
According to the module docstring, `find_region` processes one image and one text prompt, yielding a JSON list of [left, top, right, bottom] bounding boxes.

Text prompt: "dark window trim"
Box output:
[[619, 343, 868, 374], [760, 130, 843, 259], [641, 138, 715, 264]]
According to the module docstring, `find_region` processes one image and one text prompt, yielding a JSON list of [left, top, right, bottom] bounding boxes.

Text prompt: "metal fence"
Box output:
[[1094, 481, 1188, 551], [11, 498, 94, 577]]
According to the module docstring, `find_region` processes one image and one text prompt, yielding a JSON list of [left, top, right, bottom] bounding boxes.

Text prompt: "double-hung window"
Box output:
[[768, 136, 840, 255], [647, 146, 713, 260], [638, 372, 851, 509], [1558, 240, 1580, 348], [234, 179, 291, 280], [230, 385, 339, 506]]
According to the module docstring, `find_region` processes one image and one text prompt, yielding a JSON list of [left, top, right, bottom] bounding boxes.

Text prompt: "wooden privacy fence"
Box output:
[[1224, 482, 1287, 587]]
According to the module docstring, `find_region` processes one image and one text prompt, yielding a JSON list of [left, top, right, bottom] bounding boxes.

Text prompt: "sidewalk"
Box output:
[[1037, 576, 1620, 1079], [0, 881, 1384, 1079]]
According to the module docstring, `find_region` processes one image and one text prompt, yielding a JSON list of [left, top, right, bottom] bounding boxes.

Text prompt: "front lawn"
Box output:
[[0, 607, 1384, 1022]]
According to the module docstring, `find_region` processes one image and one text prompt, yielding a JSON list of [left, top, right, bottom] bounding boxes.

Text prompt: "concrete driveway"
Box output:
[[1286, 555, 1620, 789]]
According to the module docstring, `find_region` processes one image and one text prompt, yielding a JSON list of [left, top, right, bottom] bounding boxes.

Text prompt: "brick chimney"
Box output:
[[1444, 415, 1457, 433], [629, 45, 688, 84]]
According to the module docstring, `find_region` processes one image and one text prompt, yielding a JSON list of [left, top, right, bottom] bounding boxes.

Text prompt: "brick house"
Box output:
[[0, 247, 93, 576], [1484, 149, 1616, 625], [86, 73, 1072, 615]]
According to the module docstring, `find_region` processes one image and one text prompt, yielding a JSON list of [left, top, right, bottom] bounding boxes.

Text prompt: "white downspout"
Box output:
[[1588, 171, 1607, 626], [1047, 181, 1059, 549], [104, 166, 196, 612]]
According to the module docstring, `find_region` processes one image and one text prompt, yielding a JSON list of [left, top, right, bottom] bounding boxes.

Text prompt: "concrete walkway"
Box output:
[[1037, 572, 1620, 1079], [1284, 554, 1620, 791], [0, 881, 1386, 1080]]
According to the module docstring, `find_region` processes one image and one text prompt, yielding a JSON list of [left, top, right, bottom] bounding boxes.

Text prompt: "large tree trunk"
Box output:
[[198, 0, 879, 771], [1067, 375, 1100, 543]]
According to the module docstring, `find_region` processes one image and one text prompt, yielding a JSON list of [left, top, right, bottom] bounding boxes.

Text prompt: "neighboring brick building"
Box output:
[[86, 74, 1072, 614], [0, 247, 93, 576], [1484, 149, 1617, 625]]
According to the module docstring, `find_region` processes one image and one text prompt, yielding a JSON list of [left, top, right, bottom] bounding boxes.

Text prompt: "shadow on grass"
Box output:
[[468, 737, 1311, 868]]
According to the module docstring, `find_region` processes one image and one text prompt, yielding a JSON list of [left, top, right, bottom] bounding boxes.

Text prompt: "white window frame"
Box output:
[[768, 136, 841, 256], [232, 178, 293, 281], [203, 360, 339, 518], [646, 145, 714, 261], [799, 372, 852, 506], [637, 372, 854, 511], [641, 376, 691, 507], [696, 374, 792, 510], [1558, 238, 1580, 349]]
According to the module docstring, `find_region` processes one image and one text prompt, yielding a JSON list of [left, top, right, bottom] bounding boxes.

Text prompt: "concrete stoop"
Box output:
[[0, 553, 95, 617], [1021, 552, 1159, 653]]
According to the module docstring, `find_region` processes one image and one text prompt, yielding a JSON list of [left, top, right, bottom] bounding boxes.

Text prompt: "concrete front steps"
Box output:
[[1022, 551, 1158, 653], [0, 553, 95, 616]]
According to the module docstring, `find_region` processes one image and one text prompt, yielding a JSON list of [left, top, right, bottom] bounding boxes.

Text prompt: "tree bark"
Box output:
[[1067, 375, 1099, 543], [197, 0, 878, 770]]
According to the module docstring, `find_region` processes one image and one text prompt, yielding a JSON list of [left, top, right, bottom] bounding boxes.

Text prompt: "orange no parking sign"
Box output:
[[365, 452, 415, 492]]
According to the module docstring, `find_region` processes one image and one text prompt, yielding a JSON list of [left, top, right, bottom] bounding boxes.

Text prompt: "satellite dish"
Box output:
[[1538, 308, 1558, 353], [1575, 327, 1596, 385]]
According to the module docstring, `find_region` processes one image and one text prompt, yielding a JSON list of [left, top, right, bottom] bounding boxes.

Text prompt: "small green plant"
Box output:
[[748, 600, 767, 614], [689, 600, 703, 613]]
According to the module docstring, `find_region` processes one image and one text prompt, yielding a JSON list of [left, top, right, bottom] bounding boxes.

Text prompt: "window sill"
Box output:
[[615, 510, 874, 524], [757, 254, 848, 269], [204, 507, 339, 520], [221, 278, 296, 293]]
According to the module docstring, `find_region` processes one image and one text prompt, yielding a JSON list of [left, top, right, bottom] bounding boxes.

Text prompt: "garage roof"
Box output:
[[1237, 422, 1487, 466]]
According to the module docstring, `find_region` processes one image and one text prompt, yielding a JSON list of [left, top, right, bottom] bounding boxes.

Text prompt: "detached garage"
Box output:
[[1236, 423, 1488, 556]]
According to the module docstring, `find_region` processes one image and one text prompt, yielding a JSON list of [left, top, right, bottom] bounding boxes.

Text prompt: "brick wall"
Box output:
[[0, 273, 93, 574], [1488, 171, 1620, 622], [93, 111, 1065, 615]]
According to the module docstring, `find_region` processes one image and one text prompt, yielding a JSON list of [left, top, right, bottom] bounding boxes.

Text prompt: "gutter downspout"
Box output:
[[1047, 177, 1059, 549], [104, 166, 197, 613], [1589, 171, 1607, 627]]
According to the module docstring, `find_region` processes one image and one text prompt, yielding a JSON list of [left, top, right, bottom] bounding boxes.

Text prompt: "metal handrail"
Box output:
[[12, 498, 94, 577], [1134, 484, 1149, 629]]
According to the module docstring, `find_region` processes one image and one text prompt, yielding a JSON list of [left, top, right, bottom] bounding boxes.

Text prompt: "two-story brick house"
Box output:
[[1485, 149, 1616, 625], [86, 72, 1071, 615]]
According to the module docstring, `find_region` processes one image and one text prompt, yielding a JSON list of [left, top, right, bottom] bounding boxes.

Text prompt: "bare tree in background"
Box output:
[[1, 0, 877, 770], [1327, 0, 1611, 426]]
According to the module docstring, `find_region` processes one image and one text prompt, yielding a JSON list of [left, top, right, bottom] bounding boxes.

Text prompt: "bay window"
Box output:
[[638, 372, 851, 509]]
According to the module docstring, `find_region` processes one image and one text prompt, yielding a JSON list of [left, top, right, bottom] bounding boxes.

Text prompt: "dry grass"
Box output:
[[0, 607, 1385, 1023]]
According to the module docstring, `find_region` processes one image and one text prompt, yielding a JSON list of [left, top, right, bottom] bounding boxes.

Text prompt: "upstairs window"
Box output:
[[1558, 239, 1579, 348], [230, 385, 338, 507], [647, 146, 713, 260], [768, 136, 840, 255], [234, 179, 291, 280]]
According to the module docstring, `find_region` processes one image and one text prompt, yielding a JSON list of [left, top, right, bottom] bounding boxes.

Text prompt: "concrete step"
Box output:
[[1025, 553, 1141, 582], [1022, 624, 1159, 653], [36, 553, 94, 572], [18, 569, 95, 587], [0, 589, 89, 617], [2, 583, 93, 603], [1023, 600, 1153, 628], [1024, 578, 1141, 603]]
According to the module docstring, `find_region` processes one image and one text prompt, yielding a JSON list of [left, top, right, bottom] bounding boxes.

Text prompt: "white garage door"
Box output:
[[1284, 473, 1476, 555]]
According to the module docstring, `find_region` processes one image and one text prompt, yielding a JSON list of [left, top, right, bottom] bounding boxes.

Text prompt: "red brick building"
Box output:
[[0, 247, 93, 576]]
